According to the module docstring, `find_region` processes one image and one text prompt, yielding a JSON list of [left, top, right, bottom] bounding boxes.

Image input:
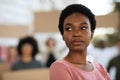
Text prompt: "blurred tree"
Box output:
[[107, 33, 119, 46], [92, 36, 102, 48], [114, 0, 120, 12], [113, 0, 120, 34], [92, 33, 119, 48]]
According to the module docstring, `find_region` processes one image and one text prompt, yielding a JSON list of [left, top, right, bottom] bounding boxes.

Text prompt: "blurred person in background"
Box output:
[[0, 48, 5, 63], [45, 38, 56, 67], [35, 37, 68, 67], [107, 37, 120, 80], [6, 46, 19, 67], [90, 39, 117, 68], [0, 52, 4, 63], [11, 36, 42, 71]]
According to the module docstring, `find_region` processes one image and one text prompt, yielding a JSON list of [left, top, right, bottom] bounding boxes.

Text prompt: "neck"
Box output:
[[65, 50, 87, 65], [22, 56, 33, 63]]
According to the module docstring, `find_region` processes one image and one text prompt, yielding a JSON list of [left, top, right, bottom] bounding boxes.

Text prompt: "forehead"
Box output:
[[64, 13, 90, 24], [22, 43, 32, 47]]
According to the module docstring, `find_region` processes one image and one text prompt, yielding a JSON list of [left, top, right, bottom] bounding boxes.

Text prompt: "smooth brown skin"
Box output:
[[63, 13, 94, 71], [46, 38, 55, 52], [21, 43, 33, 63], [7, 47, 18, 65], [7, 47, 18, 62]]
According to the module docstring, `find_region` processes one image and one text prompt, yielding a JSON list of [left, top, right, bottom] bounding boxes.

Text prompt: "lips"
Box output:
[[71, 39, 84, 46]]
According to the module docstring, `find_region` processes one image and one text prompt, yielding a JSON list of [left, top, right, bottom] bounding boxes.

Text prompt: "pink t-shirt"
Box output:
[[50, 60, 111, 80]]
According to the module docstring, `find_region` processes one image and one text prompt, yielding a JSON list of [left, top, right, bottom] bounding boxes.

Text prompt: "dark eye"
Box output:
[[81, 26, 87, 30], [65, 27, 73, 31]]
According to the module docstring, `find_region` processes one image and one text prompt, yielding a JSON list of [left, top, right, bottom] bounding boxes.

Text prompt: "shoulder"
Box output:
[[93, 62, 111, 79], [32, 59, 41, 64], [50, 60, 73, 80], [92, 62, 107, 75], [11, 61, 22, 70], [12, 60, 21, 66], [93, 62, 106, 72], [32, 59, 42, 67], [50, 60, 71, 74], [50, 60, 69, 70]]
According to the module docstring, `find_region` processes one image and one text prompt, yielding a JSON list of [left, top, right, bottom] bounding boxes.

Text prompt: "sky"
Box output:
[[78, 0, 114, 15]]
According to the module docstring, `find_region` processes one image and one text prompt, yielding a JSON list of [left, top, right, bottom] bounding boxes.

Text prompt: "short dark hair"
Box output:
[[58, 4, 96, 35], [17, 36, 39, 58]]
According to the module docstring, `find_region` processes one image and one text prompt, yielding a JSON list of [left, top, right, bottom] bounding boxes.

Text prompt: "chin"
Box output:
[[70, 47, 85, 52]]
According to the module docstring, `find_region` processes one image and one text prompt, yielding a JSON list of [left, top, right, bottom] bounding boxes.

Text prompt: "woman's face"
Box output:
[[8, 47, 18, 61], [47, 39, 55, 48], [21, 43, 33, 57], [63, 13, 94, 52]]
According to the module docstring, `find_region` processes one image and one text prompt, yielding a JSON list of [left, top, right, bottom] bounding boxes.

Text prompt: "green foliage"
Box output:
[[92, 36, 102, 48], [92, 33, 119, 47], [107, 33, 119, 46], [114, 2, 120, 12], [113, 0, 120, 12]]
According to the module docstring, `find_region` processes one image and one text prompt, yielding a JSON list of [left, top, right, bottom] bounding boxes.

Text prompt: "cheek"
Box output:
[[63, 32, 71, 41], [87, 31, 93, 39], [83, 31, 92, 45], [62, 33, 72, 46]]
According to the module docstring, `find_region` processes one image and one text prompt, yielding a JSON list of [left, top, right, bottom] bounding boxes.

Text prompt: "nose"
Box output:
[[73, 29, 81, 37]]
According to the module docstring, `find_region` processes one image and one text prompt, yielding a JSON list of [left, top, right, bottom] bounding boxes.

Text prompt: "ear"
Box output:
[[91, 30, 94, 40]]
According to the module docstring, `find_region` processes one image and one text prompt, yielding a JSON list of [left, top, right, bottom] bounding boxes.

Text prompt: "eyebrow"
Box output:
[[80, 22, 89, 25], [64, 23, 72, 27]]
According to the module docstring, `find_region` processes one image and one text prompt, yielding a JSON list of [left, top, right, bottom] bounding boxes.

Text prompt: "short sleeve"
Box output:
[[49, 61, 72, 80]]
